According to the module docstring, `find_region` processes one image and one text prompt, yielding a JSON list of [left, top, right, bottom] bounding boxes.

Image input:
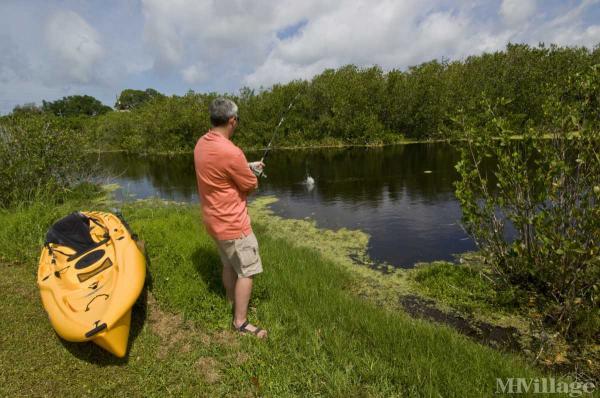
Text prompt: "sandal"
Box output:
[[233, 320, 266, 338]]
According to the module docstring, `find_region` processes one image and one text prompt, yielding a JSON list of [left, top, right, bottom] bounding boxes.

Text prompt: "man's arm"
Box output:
[[228, 152, 258, 193]]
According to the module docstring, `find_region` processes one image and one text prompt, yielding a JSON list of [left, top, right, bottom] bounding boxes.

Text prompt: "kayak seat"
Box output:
[[45, 212, 109, 263]]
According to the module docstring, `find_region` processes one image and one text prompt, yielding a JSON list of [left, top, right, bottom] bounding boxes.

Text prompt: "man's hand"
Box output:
[[248, 161, 265, 177]]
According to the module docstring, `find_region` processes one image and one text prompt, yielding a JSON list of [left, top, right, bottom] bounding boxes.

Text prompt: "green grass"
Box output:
[[409, 260, 519, 316], [0, 183, 108, 265], [0, 197, 573, 397]]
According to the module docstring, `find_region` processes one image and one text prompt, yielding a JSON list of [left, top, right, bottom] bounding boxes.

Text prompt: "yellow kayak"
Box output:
[[37, 211, 146, 357]]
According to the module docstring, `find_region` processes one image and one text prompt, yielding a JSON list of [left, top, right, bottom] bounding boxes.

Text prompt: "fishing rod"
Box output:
[[259, 91, 302, 165]]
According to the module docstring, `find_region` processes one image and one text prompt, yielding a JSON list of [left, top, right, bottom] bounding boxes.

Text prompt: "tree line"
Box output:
[[4, 43, 600, 154]]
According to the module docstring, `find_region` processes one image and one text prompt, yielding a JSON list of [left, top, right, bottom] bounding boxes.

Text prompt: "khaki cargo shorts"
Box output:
[[214, 232, 263, 278]]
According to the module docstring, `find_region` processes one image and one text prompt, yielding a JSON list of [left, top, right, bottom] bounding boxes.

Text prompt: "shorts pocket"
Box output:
[[235, 240, 259, 268]]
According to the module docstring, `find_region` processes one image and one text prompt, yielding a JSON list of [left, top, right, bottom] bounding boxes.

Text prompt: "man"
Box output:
[[194, 97, 267, 338]]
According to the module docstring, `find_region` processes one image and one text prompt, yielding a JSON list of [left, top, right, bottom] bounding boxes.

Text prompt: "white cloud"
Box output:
[[243, 0, 600, 88], [44, 10, 104, 83], [244, 1, 480, 87], [182, 63, 208, 84], [0, 3, 147, 113], [1, 0, 599, 114], [140, 0, 332, 77], [245, 56, 333, 88], [527, 0, 600, 48], [0, 36, 31, 83], [500, 0, 536, 26]]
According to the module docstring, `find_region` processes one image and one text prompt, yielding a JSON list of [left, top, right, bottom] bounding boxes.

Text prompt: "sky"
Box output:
[[0, 0, 599, 114]]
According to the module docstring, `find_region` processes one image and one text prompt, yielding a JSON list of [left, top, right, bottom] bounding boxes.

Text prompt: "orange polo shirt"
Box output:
[[194, 131, 257, 240]]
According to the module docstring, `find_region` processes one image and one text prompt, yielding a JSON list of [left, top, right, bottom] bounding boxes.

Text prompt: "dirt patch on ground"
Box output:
[[146, 293, 200, 358], [146, 293, 241, 359], [145, 292, 251, 384], [213, 330, 239, 348], [179, 342, 192, 354], [148, 294, 194, 359], [194, 356, 222, 384], [233, 351, 250, 365]]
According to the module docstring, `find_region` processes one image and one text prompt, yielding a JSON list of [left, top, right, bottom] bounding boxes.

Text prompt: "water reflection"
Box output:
[[104, 153, 199, 202], [100, 144, 476, 267]]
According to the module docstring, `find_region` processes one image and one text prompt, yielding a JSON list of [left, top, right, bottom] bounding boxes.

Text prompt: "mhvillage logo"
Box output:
[[496, 378, 596, 396]]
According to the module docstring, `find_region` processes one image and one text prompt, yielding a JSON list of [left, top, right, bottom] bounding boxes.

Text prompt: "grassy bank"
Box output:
[[83, 136, 549, 157], [0, 196, 574, 397], [84, 137, 431, 157]]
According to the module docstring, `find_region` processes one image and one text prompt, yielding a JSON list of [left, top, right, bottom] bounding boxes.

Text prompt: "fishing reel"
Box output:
[[249, 162, 267, 178]]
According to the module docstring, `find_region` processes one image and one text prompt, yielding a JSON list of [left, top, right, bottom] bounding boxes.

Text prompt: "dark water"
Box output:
[[100, 144, 476, 267]]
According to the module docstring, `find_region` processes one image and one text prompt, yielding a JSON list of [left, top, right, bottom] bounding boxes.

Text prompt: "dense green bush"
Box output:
[[42, 95, 112, 117], [11, 102, 43, 116], [114, 88, 164, 110], [452, 65, 600, 342], [86, 92, 215, 153], [0, 115, 90, 207], [86, 108, 144, 150]]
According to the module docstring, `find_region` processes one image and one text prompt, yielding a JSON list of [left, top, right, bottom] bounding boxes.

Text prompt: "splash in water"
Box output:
[[304, 174, 315, 191], [304, 164, 315, 191]]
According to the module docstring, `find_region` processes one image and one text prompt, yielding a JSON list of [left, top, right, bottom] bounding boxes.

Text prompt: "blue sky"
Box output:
[[0, 0, 599, 114]]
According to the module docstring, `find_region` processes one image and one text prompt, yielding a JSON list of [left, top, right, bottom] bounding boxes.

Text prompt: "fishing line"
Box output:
[[261, 91, 302, 162], [254, 90, 304, 178]]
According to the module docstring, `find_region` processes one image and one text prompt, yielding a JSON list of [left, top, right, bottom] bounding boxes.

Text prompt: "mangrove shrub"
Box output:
[[0, 115, 89, 207], [453, 65, 600, 342], [42, 95, 112, 117]]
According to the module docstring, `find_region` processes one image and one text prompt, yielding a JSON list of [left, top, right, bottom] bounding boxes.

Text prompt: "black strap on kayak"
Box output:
[[85, 294, 109, 312], [53, 265, 70, 279], [85, 321, 107, 338], [47, 245, 72, 258], [88, 215, 110, 237]]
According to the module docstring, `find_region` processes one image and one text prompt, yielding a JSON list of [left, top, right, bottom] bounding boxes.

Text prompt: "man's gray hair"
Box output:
[[209, 97, 238, 127]]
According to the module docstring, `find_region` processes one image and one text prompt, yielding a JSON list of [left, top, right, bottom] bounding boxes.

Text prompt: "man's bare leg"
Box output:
[[222, 263, 236, 304], [233, 276, 267, 338]]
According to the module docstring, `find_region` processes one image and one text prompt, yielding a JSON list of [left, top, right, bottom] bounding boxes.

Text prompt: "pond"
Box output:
[[99, 143, 476, 268]]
